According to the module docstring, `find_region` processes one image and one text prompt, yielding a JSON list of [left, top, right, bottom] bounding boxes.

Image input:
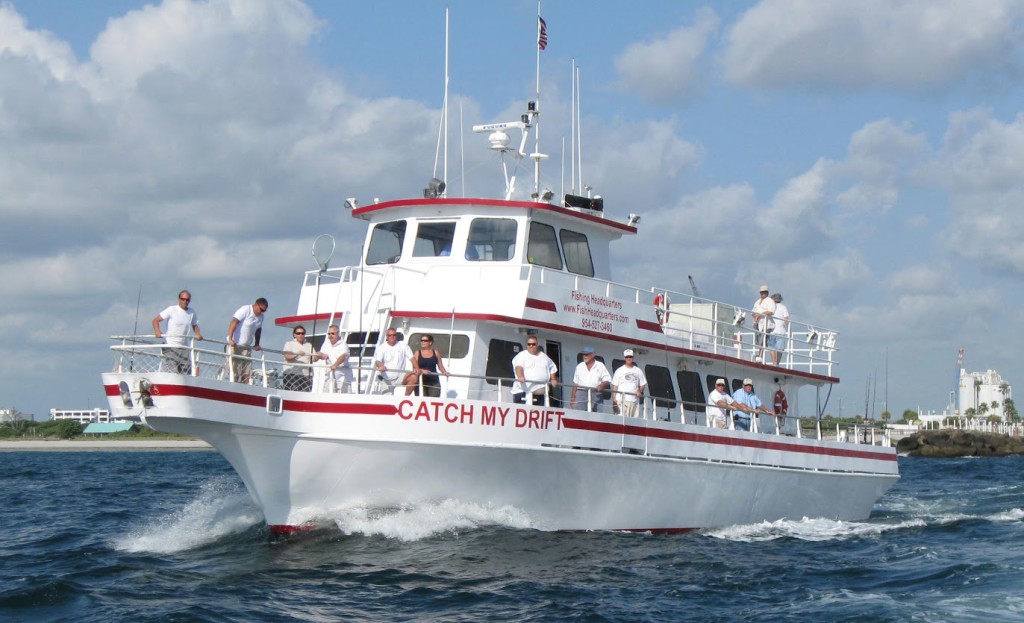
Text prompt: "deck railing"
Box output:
[[109, 336, 886, 448], [304, 264, 840, 377]]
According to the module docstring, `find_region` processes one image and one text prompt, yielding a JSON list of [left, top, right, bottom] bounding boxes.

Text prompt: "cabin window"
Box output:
[[645, 364, 677, 410], [365, 220, 407, 265], [527, 222, 563, 269], [467, 218, 517, 261], [677, 370, 706, 413], [559, 229, 594, 277], [408, 333, 470, 359], [413, 221, 457, 257], [485, 338, 522, 385]]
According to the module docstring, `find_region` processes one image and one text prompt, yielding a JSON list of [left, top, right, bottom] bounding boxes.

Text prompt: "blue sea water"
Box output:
[[2, 450, 1023, 623]]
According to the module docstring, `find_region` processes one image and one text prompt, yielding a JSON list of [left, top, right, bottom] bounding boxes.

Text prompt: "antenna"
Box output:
[[431, 8, 449, 197]]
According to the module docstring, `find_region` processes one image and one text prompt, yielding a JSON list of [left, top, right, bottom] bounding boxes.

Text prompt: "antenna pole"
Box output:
[[443, 7, 449, 195], [570, 59, 576, 194], [534, 1, 543, 196]]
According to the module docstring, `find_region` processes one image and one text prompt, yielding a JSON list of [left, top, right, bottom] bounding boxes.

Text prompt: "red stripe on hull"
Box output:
[[105, 382, 890, 464], [561, 416, 897, 462]]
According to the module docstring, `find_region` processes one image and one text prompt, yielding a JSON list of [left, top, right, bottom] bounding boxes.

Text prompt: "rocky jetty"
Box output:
[[897, 430, 1024, 457]]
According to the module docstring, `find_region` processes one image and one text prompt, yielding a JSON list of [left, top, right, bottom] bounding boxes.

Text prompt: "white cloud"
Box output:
[[834, 119, 929, 215], [722, 0, 1024, 91], [931, 110, 1024, 275], [613, 8, 718, 105]]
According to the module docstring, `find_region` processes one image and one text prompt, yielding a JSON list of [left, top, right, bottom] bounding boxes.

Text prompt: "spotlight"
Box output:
[[807, 329, 819, 343], [138, 379, 154, 408], [423, 177, 446, 198], [541, 189, 554, 202], [344, 198, 358, 210], [627, 213, 641, 226], [733, 310, 746, 326], [119, 381, 134, 408]]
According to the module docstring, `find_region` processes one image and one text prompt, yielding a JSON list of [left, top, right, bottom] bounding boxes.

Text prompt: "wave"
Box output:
[[707, 505, 1024, 542], [110, 476, 263, 554], [329, 499, 537, 541]]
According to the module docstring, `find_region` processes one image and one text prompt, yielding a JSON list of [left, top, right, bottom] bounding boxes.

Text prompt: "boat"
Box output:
[[101, 18, 899, 534]]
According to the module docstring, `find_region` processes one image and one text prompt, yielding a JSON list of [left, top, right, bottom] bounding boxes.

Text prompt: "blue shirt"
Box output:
[[732, 388, 762, 419]]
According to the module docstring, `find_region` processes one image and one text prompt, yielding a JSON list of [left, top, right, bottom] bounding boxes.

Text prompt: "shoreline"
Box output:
[[0, 439, 213, 451]]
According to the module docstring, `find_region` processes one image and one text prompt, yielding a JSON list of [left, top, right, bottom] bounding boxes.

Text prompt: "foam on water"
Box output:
[[707, 516, 928, 542], [331, 499, 537, 541], [111, 476, 263, 554]]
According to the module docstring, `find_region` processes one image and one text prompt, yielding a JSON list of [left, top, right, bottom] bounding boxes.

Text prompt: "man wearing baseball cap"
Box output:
[[571, 346, 611, 412], [732, 379, 773, 431], [707, 378, 753, 429], [752, 285, 776, 363], [612, 349, 647, 418]]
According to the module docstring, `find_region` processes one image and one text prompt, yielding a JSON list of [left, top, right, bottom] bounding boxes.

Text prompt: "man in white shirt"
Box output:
[[768, 293, 790, 366], [752, 285, 776, 363], [511, 337, 558, 405], [372, 329, 413, 394], [227, 297, 267, 383], [316, 324, 353, 393], [152, 289, 202, 373], [570, 346, 611, 412], [612, 349, 648, 418], [707, 378, 752, 429]]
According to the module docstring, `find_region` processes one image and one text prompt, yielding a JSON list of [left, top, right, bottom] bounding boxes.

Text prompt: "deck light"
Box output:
[[138, 379, 154, 408], [119, 380, 134, 408], [424, 178, 446, 198]]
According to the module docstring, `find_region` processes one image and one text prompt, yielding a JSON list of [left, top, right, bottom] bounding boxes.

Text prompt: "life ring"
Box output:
[[773, 389, 789, 416], [653, 293, 669, 325]]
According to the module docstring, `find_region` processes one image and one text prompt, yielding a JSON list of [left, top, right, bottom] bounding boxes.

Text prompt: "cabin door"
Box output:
[[545, 340, 563, 407]]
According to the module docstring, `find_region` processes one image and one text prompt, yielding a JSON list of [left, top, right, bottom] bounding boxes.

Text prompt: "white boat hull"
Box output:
[[104, 372, 899, 533]]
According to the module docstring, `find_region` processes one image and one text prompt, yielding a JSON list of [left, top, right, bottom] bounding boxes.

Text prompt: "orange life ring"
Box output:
[[773, 389, 789, 416], [653, 293, 667, 308]]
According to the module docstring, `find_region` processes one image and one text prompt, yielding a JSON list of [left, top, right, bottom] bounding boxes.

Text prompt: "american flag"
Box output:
[[538, 16, 548, 50]]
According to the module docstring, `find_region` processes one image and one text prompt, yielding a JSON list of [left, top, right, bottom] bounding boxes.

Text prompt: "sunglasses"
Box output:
[[179, 297, 190, 302]]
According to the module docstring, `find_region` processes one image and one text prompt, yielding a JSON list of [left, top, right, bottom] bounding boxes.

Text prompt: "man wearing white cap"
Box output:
[[571, 346, 611, 412], [612, 349, 647, 418], [752, 285, 776, 363], [732, 379, 772, 431], [707, 379, 751, 429]]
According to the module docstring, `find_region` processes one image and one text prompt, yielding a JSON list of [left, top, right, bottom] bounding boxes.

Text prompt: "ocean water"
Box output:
[[2, 450, 1023, 623]]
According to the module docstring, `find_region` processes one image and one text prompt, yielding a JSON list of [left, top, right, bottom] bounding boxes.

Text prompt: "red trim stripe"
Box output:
[[150, 383, 397, 415], [560, 417, 897, 462], [105, 382, 890, 464], [352, 197, 637, 234], [525, 297, 557, 312], [635, 319, 663, 332], [275, 312, 344, 327]]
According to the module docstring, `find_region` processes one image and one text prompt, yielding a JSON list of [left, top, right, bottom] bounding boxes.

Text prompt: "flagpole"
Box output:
[[534, 1, 543, 197]]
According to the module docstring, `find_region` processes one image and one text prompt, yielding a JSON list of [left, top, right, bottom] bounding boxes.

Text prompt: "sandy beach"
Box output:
[[0, 439, 213, 451]]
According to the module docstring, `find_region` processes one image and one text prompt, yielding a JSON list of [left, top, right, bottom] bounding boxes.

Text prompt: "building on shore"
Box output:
[[50, 407, 114, 425], [958, 369, 1012, 421]]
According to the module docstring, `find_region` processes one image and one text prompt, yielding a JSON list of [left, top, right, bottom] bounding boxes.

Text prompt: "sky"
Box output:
[[2, 0, 1023, 420]]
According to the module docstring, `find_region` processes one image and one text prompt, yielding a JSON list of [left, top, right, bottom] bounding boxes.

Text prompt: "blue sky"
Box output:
[[2, 0, 1023, 420]]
